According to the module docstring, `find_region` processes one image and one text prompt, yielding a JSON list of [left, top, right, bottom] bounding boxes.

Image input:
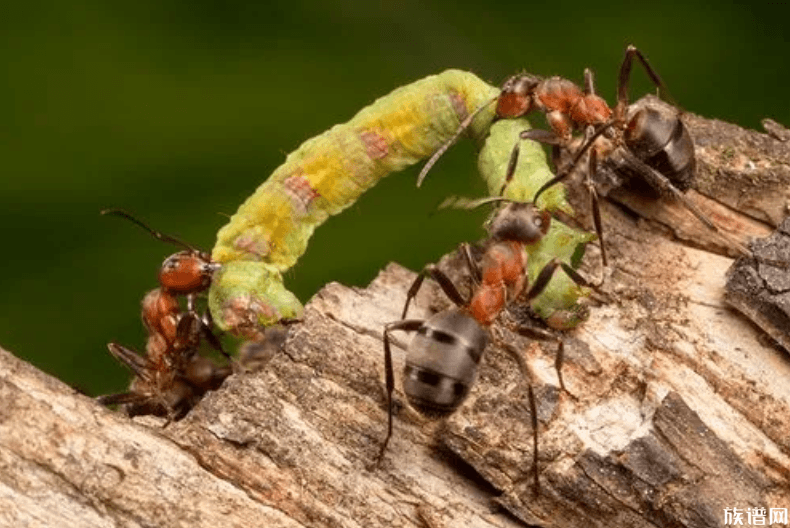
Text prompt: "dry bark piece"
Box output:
[[762, 118, 790, 143], [726, 217, 790, 353]]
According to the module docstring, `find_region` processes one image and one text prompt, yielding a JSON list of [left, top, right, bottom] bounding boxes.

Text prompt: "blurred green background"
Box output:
[[2, 1, 788, 396]]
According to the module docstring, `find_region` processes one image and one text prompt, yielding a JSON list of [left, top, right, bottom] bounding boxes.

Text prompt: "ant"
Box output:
[[419, 46, 718, 267], [97, 340, 231, 420], [97, 210, 232, 420], [376, 181, 593, 493]]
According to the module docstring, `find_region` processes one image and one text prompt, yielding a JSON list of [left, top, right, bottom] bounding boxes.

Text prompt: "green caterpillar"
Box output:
[[208, 70, 591, 339]]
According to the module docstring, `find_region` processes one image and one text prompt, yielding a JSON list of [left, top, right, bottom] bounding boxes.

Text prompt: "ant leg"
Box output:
[[186, 292, 196, 313], [460, 243, 482, 285], [555, 339, 566, 392], [503, 129, 564, 196], [428, 266, 469, 309], [532, 122, 612, 206], [583, 68, 597, 96], [619, 150, 762, 258], [96, 391, 148, 407], [617, 45, 668, 117], [106, 343, 152, 381], [181, 296, 234, 364], [549, 143, 563, 175], [514, 323, 570, 393], [379, 325, 396, 464], [620, 149, 719, 232], [174, 313, 201, 355], [525, 258, 596, 305], [375, 319, 424, 466], [402, 264, 467, 319], [499, 340, 541, 495], [586, 148, 608, 267], [528, 383, 540, 495], [199, 310, 235, 364], [162, 412, 176, 429], [402, 270, 428, 319], [533, 161, 581, 206]]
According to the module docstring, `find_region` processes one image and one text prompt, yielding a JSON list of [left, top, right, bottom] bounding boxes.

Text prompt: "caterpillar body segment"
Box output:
[[209, 262, 302, 339], [477, 119, 570, 211], [209, 70, 592, 336], [522, 220, 594, 328], [212, 70, 499, 269], [210, 71, 504, 336]]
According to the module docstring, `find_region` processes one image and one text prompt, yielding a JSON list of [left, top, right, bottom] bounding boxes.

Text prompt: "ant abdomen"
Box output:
[[623, 100, 696, 192], [402, 310, 488, 418]]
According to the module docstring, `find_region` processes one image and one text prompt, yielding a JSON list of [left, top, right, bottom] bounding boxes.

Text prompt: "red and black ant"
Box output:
[[419, 46, 718, 266], [98, 340, 231, 420], [97, 210, 232, 420], [376, 182, 593, 493]]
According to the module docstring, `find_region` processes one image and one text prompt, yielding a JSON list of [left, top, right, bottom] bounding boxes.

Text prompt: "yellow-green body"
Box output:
[[213, 70, 499, 269], [209, 70, 592, 336]]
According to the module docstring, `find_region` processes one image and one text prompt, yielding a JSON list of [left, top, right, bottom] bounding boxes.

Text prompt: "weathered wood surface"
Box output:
[[726, 217, 790, 354], [2, 107, 790, 528]]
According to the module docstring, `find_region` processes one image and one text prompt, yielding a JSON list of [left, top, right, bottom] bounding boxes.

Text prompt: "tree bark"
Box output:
[[2, 105, 790, 528]]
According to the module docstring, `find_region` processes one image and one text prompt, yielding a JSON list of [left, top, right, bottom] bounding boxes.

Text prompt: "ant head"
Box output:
[[487, 201, 551, 244], [439, 193, 550, 245], [102, 209, 221, 293], [159, 251, 220, 294], [497, 74, 541, 119]]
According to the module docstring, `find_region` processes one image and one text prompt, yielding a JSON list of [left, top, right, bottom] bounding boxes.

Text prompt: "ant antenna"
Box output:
[[438, 195, 515, 212], [416, 95, 499, 187], [101, 209, 199, 253]]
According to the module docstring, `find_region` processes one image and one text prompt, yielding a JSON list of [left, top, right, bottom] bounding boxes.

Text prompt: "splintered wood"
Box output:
[[1, 108, 790, 527]]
